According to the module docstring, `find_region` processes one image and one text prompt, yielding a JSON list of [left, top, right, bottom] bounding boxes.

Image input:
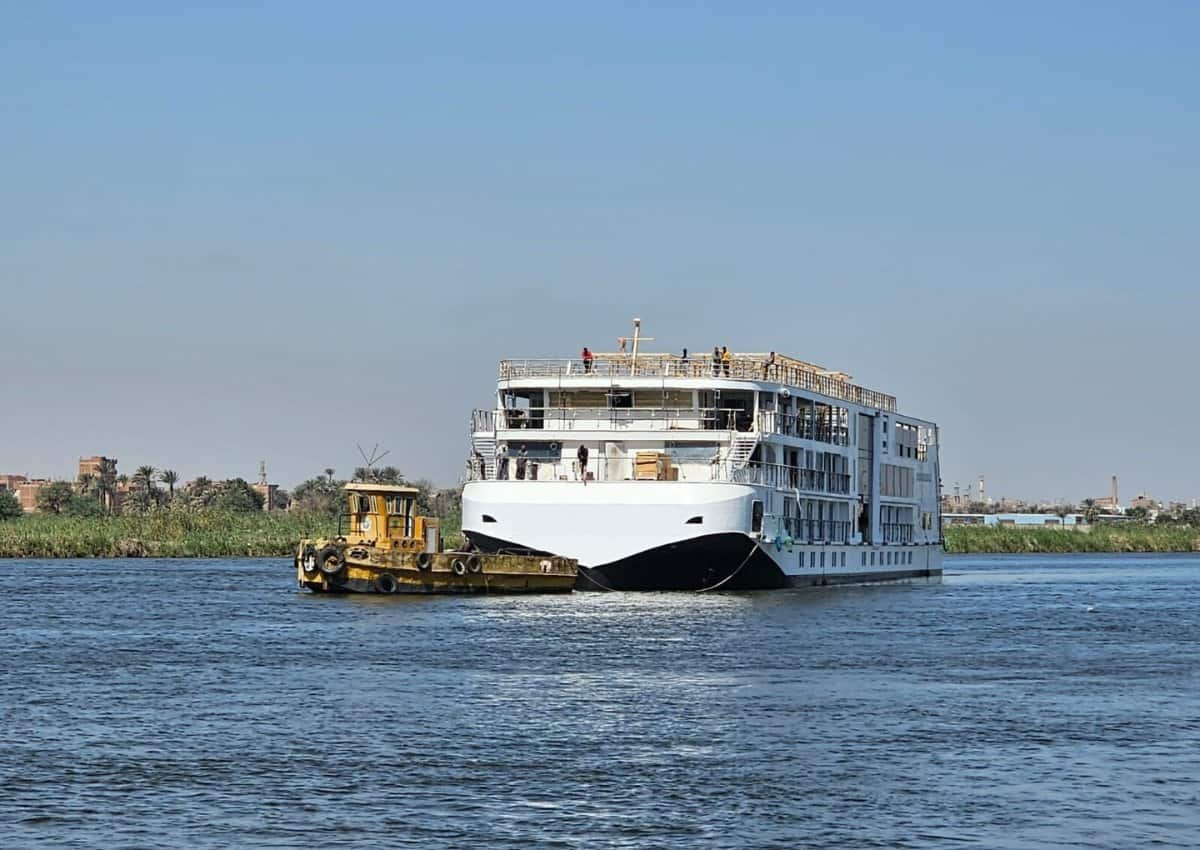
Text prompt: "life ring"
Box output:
[[375, 572, 398, 594], [466, 555, 482, 574], [451, 559, 468, 576], [360, 516, 372, 533], [316, 545, 344, 576], [300, 547, 320, 576], [416, 552, 433, 571]]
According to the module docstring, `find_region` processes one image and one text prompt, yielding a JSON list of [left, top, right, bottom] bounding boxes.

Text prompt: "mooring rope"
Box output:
[[696, 538, 762, 593]]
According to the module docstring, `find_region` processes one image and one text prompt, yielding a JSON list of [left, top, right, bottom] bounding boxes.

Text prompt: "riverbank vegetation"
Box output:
[[0, 465, 464, 558], [944, 524, 1200, 554]]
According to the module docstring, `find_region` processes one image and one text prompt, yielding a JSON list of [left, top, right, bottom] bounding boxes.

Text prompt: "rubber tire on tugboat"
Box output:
[[375, 572, 398, 594], [466, 555, 482, 574], [317, 545, 344, 576], [451, 559, 468, 576], [301, 547, 320, 576], [416, 552, 433, 571]]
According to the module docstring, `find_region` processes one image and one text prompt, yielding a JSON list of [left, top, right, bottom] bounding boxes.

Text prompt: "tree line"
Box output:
[[0, 463, 462, 528]]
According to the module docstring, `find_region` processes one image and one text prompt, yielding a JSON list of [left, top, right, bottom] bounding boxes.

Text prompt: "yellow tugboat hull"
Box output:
[[296, 541, 577, 594]]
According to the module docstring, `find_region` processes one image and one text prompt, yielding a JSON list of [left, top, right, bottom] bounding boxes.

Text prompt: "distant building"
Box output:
[[252, 461, 282, 511], [1130, 492, 1158, 511], [78, 456, 117, 481], [943, 512, 1085, 528], [9, 478, 55, 513]]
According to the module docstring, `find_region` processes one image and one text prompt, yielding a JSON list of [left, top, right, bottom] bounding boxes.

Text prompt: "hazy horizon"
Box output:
[[3, 3, 1197, 502]]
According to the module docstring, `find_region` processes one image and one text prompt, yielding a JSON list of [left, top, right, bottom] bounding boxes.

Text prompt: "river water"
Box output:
[[1, 554, 1197, 849]]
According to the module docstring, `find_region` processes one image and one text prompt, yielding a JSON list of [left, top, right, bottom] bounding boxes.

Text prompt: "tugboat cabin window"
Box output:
[[751, 500, 764, 533], [355, 495, 372, 514]]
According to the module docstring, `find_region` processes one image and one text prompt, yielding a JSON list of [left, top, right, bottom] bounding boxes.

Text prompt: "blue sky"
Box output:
[[2, 2, 1197, 502]]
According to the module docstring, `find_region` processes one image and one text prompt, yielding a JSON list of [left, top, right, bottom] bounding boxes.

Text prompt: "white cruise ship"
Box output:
[[462, 321, 943, 591]]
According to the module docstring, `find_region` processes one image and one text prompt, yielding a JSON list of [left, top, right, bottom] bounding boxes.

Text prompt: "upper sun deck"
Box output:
[[499, 351, 898, 413]]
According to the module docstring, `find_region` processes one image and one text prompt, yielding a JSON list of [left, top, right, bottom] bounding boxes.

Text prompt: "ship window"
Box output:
[[482, 514, 497, 523], [861, 552, 867, 567], [751, 500, 764, 533], [870, 552, 875, 566], [820, 552, 825, 568], [608, 391, 633, 409], [809, 551, 815, 569], [686, 516, 703, 524], [356, 495, 372, 513]]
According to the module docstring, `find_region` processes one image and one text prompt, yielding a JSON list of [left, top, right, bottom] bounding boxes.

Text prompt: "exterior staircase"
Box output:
[[726, 431, 759, 469], [471, 433, 497, 479]]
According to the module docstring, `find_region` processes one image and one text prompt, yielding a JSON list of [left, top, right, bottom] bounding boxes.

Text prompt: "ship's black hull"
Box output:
[[464, 530, 941, 592], [465, 530, 784, 591]]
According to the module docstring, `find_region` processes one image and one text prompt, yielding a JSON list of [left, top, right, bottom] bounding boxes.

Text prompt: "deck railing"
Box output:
[[499, 356, 897, 412], [755, 409, 850, 446], [466, 454, 852, 497], [777, 517, 851, 544], [479, 406, 751, 433]]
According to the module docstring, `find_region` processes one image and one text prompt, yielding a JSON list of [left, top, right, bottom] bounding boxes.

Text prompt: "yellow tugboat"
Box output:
[[295, 482, 577, 594]]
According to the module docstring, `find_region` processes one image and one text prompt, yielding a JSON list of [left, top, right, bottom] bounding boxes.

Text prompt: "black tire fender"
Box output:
[[416, 552, 433, 571], [375, 572, 398, 594], [451, 559, 468, 576], [466, 555, 482, 574], [317, 545, 344, 576]]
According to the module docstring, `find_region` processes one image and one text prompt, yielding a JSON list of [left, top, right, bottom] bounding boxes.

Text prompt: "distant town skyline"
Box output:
[[3, 4, 1198, 499]]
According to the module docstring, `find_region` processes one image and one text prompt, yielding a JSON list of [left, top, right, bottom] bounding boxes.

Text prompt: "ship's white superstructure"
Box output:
[[462, 324, 942, 590]]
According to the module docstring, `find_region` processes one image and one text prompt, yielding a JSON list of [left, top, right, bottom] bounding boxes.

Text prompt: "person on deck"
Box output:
[[577, 443, 589, 485], [582, 347, 594, 373], [515, 445, 528, 480], [721, 346, 731, 376], [763, 351, 776, 380], [496, 444, 509, 480], [680, 348, 689, 376], [711, 346, 721, 376]]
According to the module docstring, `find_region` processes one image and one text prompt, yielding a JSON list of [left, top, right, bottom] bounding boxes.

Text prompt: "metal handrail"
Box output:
[[499, 357, 898, 411], [755, 409, 850, 446], [477, 406, 753, 433]]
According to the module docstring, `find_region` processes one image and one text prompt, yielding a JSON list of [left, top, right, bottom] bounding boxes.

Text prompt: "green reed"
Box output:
[[943, 524, 1200, 554], [0, 507, 468, 558]]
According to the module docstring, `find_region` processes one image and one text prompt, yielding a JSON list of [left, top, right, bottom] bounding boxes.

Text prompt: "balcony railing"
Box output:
[[755, 409, 850, 446], [466, 453, 852, 497], [480, 406, 753, 433], [777, 517, 851, 544], [499, 356, 898, 412], [881, 523, 914, 544], [728, 462, 852, 495]]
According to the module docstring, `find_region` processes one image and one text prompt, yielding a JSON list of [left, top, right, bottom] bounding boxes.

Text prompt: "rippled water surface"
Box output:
[[2, 554, 1198, 849]]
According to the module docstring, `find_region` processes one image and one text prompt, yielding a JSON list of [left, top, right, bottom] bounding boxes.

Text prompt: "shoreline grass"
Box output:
[[943, 524, 1200, 554], [0, 508, 466, 559], [0, 511, 338, 558], [2, 512, 1196, 558]]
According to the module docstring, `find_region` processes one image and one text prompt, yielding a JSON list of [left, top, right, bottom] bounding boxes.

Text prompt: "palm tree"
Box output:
[[159, 469, 179, 499], [87, 457, 119, 512], [1081, 498, 1099, 526], [186, 476, 213, 508], [130, 466, 159, 509], [324, 467, 335, 483], [133, 465, 157, 491]]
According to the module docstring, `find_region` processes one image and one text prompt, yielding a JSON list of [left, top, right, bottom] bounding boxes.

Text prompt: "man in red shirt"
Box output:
[[582, 347, 594, 373]]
